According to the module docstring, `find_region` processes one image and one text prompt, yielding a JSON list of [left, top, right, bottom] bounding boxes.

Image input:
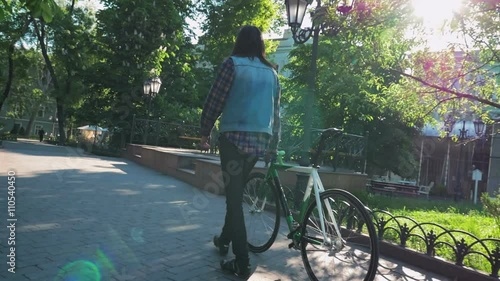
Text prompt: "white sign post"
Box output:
[[472, 169, 483, 204]]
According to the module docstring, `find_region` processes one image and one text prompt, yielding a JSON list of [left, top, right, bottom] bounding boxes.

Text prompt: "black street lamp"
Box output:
[[443, 115, 456, 188], [454, 120, 468, 201], [285, 0, 355, 166], [143, 77, 162, 118], [474, 119, 485, 138]]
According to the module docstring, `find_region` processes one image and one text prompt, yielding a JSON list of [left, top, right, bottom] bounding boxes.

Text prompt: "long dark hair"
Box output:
[[231, 25, 276, 69]]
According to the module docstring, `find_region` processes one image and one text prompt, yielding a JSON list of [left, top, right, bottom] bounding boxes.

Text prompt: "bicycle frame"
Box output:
[[265, 151, 342, 246]]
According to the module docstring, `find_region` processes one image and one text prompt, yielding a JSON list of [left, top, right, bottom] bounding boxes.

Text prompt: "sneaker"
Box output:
[[213, 235, 229, 256], [220, 259, 251, 279]]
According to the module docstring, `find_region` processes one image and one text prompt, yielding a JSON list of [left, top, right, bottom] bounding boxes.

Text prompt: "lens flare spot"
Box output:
[[95, 249, 117, 274], [54, 260, 101, 281], [131, 227, 145, 243]]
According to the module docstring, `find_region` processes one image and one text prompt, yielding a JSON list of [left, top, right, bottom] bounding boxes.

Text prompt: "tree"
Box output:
[[75, 0, 195, 146], [6, 49, 53, 136], [388, 0, 499, 124], [197, 0, 282, 70], [49, 5, 99, 140], [282, 0, 423, 175], [26, 0, 94, 144], [0, 1, 32, 112]]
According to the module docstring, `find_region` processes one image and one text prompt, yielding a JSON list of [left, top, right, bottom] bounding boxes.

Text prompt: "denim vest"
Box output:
[[219, 56, 278, 135]]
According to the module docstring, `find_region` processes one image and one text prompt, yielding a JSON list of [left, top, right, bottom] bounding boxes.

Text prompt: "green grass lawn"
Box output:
[[351, 191, 500, 274]]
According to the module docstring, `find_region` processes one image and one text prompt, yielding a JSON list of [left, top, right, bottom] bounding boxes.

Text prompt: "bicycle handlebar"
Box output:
[[271, 128, 345, 168], [276, 150, 286, 165]]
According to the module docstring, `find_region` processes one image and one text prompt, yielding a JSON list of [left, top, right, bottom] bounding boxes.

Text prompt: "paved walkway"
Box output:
[[0, 140, 450, 281]]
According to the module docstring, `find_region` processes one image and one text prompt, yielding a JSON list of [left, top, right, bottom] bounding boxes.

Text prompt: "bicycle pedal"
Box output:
[[288, 242, 295, 249], [286, 225, 300, 239]]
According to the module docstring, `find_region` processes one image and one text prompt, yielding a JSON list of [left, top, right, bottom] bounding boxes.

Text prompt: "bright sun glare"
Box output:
[[410, 0, 466, 50], [411, 0, 464, 29]]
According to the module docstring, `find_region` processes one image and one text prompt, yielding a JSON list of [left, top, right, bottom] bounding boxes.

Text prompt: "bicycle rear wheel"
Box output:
[[300, 189, 379, 281], [243, 172, 280, 253]]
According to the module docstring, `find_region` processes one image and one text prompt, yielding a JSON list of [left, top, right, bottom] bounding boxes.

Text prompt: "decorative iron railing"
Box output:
[[372, 209, 500, 278], [129, 116, 201, 148]]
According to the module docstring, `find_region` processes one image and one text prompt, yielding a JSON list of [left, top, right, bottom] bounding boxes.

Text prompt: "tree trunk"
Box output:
[[25, 105, 39, 136], [33, 18, 66, 145], [0, 43, 15, 112], [56, 100, 65, 144], [1, 17, 32, 112]]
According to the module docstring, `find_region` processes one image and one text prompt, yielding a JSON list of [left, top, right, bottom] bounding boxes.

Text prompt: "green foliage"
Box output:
[[283, 0, 422, 174], [0, 132, 17, 141], [0, 0, 12, 21], [197, 0, 282, 69], [481, 190, 500, 228], [429, 183, 448, 197], [190, 0, 282, 132], [5, 49, 53, 123], [354, 189, 484, 214], [79, 0, 195, 136], [358, 190, 498, 273], [23, 0, 58, 22], [81, 143, 122, 158], [386, 0, 500, 124]]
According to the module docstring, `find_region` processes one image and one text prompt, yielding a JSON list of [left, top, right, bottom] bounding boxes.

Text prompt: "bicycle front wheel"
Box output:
[[243, 172, 280, 253], [300, 189, 379, 281]]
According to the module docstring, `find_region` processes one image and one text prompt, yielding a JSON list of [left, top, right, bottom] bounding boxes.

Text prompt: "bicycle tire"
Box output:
[[300, 189, 379, 281], [244, 172, 280, 253]]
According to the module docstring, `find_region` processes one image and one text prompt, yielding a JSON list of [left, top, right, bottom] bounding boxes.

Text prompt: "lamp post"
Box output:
[[286, 0, 354, 208], [454, 120, 468, 201], [473, 119, 485, 140], [143, 77, 162, 118], [143, 80, 151, 116], [443, 115, 456, 188], [472, 118, 485, 202], [142, 77, 162, 145], [285, 0, 355, 166]]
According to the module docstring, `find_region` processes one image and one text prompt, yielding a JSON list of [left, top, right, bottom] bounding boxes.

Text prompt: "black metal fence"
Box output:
[[129, 115, 202, 149], [372, 209, 500, 278]]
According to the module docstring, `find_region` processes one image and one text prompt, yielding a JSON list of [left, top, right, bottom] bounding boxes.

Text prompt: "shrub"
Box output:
[[10, 126, 18, 135], [430, 184, 448, 197], [0, 133, 17, 141], [81, 143, 122, 157], [481, 189, 500, 228]]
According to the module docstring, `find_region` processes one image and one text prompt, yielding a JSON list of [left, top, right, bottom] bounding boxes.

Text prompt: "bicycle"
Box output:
[[243, 128, 379, 281]]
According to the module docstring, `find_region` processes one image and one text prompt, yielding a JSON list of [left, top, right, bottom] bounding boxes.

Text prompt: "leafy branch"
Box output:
[[391, 69, 500, 109]]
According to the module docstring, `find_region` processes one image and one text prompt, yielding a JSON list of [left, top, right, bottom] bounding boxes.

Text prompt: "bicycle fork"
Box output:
[[308, 170, 344, 251]]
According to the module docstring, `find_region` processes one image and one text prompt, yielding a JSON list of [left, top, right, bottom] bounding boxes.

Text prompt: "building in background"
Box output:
[[0, 102, 58, 139]]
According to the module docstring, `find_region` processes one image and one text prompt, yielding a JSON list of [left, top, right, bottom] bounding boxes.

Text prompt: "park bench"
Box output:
[[369, 180, 419, 197], [417, 182, 434, 199]]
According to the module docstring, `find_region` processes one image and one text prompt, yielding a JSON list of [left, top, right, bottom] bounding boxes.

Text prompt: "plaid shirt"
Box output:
[[200, 57, 281, 157]]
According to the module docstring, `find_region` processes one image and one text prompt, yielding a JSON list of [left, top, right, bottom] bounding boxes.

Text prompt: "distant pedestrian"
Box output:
[[200, 25, 281, 278], [38, 128, 45, 142]]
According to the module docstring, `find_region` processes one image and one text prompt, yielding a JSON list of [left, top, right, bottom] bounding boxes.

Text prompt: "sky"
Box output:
[[410, 0, 465, 50]]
